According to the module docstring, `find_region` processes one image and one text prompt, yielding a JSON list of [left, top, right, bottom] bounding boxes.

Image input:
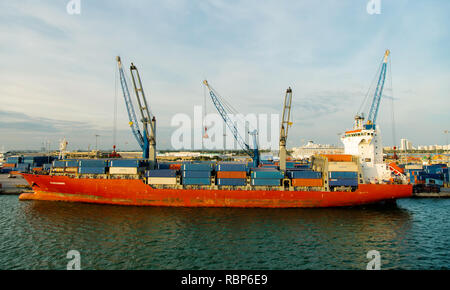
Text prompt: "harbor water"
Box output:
[[0, 195, 448, 269]]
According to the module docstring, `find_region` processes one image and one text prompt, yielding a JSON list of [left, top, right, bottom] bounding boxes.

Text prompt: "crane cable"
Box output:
[[113, 62, 118, 149], [389, 59, 397, 150], [357, 56, 384, 116]]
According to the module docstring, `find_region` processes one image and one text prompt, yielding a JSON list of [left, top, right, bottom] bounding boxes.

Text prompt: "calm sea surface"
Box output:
[[0, 195, 448, 270]]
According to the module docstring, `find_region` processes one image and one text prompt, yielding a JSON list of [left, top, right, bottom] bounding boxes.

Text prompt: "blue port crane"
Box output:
[[365, 49, 390, 130], [203, 80, 260, 168], [116, 56, 156, 162]]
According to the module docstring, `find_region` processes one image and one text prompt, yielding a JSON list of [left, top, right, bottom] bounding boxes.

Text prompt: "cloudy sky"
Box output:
[[0, 0, 449, 151]]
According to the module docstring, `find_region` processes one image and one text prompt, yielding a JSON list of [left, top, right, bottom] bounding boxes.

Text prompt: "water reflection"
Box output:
[[13, 200, 414, 269]]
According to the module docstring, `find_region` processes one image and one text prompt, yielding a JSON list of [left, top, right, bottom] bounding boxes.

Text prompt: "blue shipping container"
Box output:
[[183, 171, 211, 178], [287, 170, 321, 179], [251, 179, 281, 186], [182, 163, 213, 171], [78, 167, 106, 174], [66, 160, 79, 167], [426, 178, 444, 186], [182, 177, 211, 185], [251, 170, 284, 179], [79, 160, 108, 168], [6, 157, 22, 163], [329, 178, 358, 187], [217, 178, 247, 186], [216, 163, 246, 172], [110, 159, 146, 167], [329, 171, 358, 179], [146, 169, 177, 178], [157, 163, 171, 169], [52, 160, 66, 167]]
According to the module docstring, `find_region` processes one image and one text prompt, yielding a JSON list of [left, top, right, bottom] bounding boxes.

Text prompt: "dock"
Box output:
[[0, 174, 32, 195]]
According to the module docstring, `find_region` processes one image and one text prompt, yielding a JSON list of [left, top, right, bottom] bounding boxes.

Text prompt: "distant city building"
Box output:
[[291, 141, 344, 159], [400, 138, 413, 151]]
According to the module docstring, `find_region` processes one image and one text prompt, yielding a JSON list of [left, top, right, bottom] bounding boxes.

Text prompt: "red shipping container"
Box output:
[[321, 154, 353, 162], [216, 171, 247, 179], [169, 164, 181, 170], [292, 178, 323, 187], [2, 163, 16, 168]]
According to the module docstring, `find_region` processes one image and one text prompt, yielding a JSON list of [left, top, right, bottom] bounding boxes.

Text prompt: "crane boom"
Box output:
[[130, 62, 156, 161], [366, 50, 390, 128], [203, 80, 260, 167], [116, 56, 145, 149], [279, 87, 293, 171]]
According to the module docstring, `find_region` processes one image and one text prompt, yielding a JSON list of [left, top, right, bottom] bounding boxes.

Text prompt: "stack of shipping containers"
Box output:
[[182, 162, 212, 185], [250, 168, 283, 186], [2, 156, 53, 174], [146, 162, 178, 185], [323, 155, 359, 188], [78, 160, 108, 174], [109, 159, 146, 175], [216, 162, 247, 186]]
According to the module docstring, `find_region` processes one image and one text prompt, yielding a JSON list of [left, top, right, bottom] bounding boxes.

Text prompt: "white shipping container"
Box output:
[[109, 167, 142, 175], [148, 177, 178, 185], [405, 164, 423, 170], [328, 162, 358, 172]]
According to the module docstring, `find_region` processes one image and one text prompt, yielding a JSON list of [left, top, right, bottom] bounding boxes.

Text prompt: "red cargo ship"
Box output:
[[19, 173, 412, 208]]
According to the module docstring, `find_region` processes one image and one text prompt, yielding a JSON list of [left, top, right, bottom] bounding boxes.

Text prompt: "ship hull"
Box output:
[[20, 174, 412, 208]]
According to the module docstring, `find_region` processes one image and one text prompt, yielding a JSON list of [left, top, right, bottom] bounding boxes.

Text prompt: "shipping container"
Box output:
[[327, 162, 358, 172], [182, 177, 211, 185], [426, 178, 444, 186], [78, 167, 107, 174], [292, 178, 323, 187], [328, 171, 358, 179], [329, 178, 358, 187], [169, 164, 182, 170], [109, 167, 143, 175], [217, 178, 247, 186], [79, 160, 108, 168], [6, 157, 22, 163], [216, 171, 247, 179], [251, 179, 281, 186], [287, 170, 321, 179], [183, 171, 211, 178], [52, 160, 66, 168], [182, 163, 213, 171], [216, 163, 246, 172], [2, 163, 16, 168], [51, 167, 65, 173], [110, 159, 147, 168], [321, 154, 353, 162], [148, 177, 177, 185], [66, 160, 79, 167], [405, 164, 423, 170], [251, 170, 284, 179], [146, 169, 177, 178], [64, 167, 78, 174]]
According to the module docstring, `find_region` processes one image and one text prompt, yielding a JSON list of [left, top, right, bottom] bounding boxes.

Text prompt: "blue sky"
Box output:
[[0, 0, 449, 151]]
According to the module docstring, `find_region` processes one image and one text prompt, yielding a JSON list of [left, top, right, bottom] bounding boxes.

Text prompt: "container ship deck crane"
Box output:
[[116, 56, 156, 164], [279, 87, 293, 171], [203, 80, 260, 168]]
